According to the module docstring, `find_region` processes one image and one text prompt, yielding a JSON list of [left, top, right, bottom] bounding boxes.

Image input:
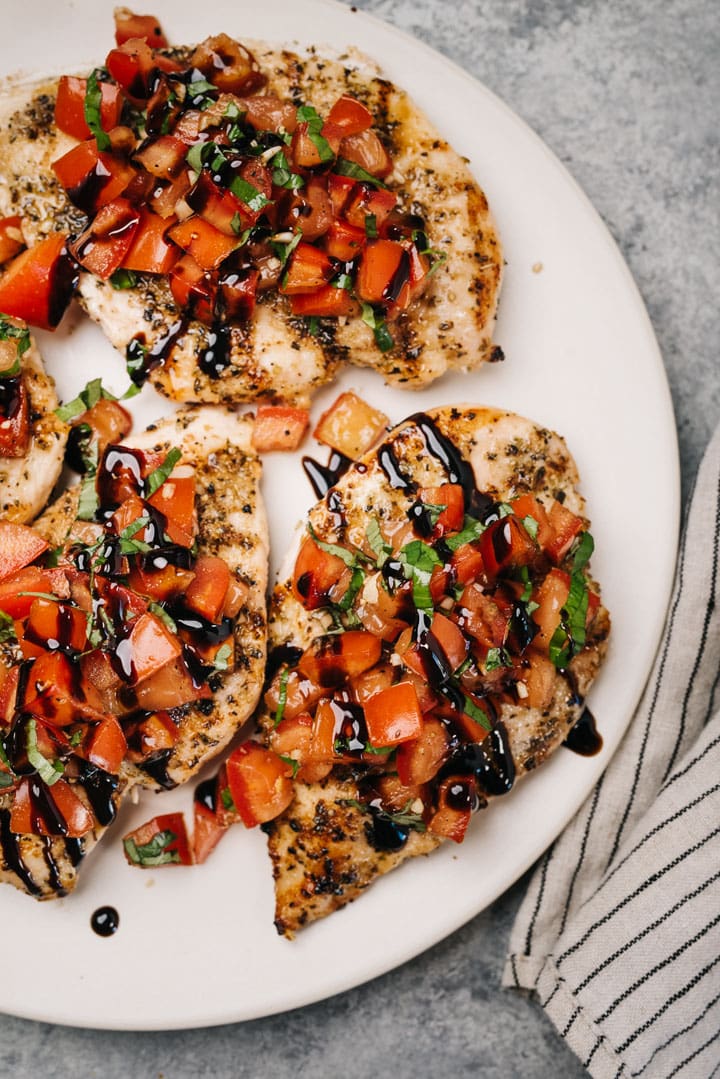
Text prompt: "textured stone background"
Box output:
[[1, 1, 718, 1076]]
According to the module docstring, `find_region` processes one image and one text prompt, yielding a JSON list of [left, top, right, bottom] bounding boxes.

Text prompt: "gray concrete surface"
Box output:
[[0, 1, 717, 1076]]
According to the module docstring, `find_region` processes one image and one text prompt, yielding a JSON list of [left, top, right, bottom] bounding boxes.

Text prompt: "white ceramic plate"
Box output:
[[0, 0, 678, 1030]]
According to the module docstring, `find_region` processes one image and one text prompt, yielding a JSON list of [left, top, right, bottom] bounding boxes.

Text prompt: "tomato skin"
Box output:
[[11, 776, 95, 837], [169, 254, 217, 325], [479, 516, 538, 579], [186, 172, 251, 237], [226, 742, 294, 827], [167, 216, 240, 271], [106, 38, 161, 105], [356, 239, 405, 304], [292, 535, 348, 611], [26, 598, 87, 653], [123, 812, 193, 866], [0, 373, 30, 458], [396, 716, 450, 786], [68, 198, 141, 280], [290, 285, 354, 318], [450, 543, 485, 587], [280, 243, 334, 295], [84, 714, 127, 773], [324, 219, 366, 261], [51, 140, 136, 216], [363, 680, 423, 747], [0, 234, 75, 331], [298, 630, 382, 684], [184, 555, 231, 623], [326, 95, 373, 136], [455, 584, 511, 649], [190, 35, 266, 95], [339, 129, 393, 178], [417, 484, 465, 537], [134, 655, 212, 711], [126, 612, 183, 684], [55, 75, 124, 142], [343, 186, 397, 231], [146, 463, 196, 546], [121, 207, 180, 274], [546, 501, 584, 563], [192, 798, 227, 864], [114, 10, 168, 48], [312, 391, 388, 461], [428, 776, 474, 843], [251, 406, 310, 453], [0, 522, 48, 581], [327, 173, 356, 217], [270, 713, 332, 783], [0, 216, 25, 265]]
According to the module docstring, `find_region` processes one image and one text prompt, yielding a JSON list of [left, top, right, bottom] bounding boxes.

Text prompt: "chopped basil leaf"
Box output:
[[518, 566, 533, 603], [549, 572, 590, 669], [332, 271, 353, 291], [0, 313, 30, 374], [572, 531, 594, 573], [0, 771, 14, 790], [144, 448, 182, 498], [229, 176, 271, 213], [306, 316, 320, 336], [307, 522, 367, 568], [213, 642, 233, 671], [338, 566, 365, 611], [76, 441, 99, 522], [109, 268, 137, 290], [497, 502, 514, 518], [345, 797, 425, 832], [126, 337, 148, 384], [69, 729, 84, 748], [443, 515, 486, 552], [366, 518, 391, 565], [398, 539, 440, 613], [26, 719, 64, 786], [118, 515, 151, 555], [364, 213, 378, 239], [56, 376, 138, 422], [186, 141, 206, 174], [278, 753, 300, 779], [463, 695, 491, 730], [274, 668, 289, 727], [335, 158, 388, 189], [272, 227, 302, 268], [420, 502, 447, 529], [296, 104, 335, 163], [16, 591, 62, 603], [147, 602, 178, 634], [522, 514, 539, 541], [220, 785, 236, 812], [84, 70, 111, 152], [224, 101, 243, 121], [123, 829, 180, 867], [271, 149, 304, 190], [485, 646, 511, 671], [360, 302, 394, 353], [0, 610, 16, 644]]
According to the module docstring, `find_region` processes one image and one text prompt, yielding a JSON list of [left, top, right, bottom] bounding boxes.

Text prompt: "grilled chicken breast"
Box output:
[[260, 407, 610, 935], [0, 42, 502, 404], [0, 405, 268, 899], [0, 337, 68, 523]]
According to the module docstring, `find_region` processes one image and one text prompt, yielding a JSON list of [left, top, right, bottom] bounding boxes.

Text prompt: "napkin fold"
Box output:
[[504, 423, 720, 1078]]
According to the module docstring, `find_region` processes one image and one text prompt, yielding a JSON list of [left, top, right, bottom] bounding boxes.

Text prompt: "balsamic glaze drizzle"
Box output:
[[91, 906, 120, 937]]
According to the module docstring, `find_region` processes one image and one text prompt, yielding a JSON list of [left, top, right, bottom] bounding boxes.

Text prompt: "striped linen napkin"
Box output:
[[503, 423, 720, 1078]]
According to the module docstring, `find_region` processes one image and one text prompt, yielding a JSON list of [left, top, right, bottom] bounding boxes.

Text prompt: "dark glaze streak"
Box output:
[[40, 836, 66, 896], [91, 906, 119, 937], [383, 249, 411, 305], [564, 708, 603, 756], [198, 322, 233, 379], [64, 837, 85, 867], [301, 451, 352, 499], [140, 749, 177, 790], [194, 777, 217, 813], [0, 809, 40, 896], [128, 320, 187, 386], [77, 763, 119, 827], [408, 413, 476, 508], [377, 442, 416, 492]]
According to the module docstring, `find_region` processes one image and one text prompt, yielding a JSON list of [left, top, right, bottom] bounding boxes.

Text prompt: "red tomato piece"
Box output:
[[121, 207, 180, 274], [290, 285, 355, 318], [292, 535, 349, 610], [80, 397, 132, 454], [192, 797, 227, 865], [123, 812, 193, 867], [343, 186, 397, 231], [184, 555, 231, 624], [114, 10, 169, 48], [106, 38, 160, 105], [226, 742, 294, 827], [0, 373, 30, 458], [12, 777, 95, 838], [450, 543, 485, 587], [418, 483, 465, 537], [0, 216, 25, 266], [54, 75, 124, 142], [145, 463, 195, 546], [327, 174, 357, 217], [430, 612, 468, 671], [51, 140, 136, 216], [428, 776, 474, 843], [511, 494, 554, 552], [339, 129, 392, 178], [396, 715, 450, 786], [455, 584, 511, 649], [26, 598, 87, 653], [356, 239, 405, 304], [324, 219, 366, 261], [363, 680, 423, 747], [134, 135, 188, 179], [290, 123, 338, 170], [169, 254, 217, 324], [185, 172, 251, 237], [134, 654, 211, 711], [280, 243, 334, 295], [298, 630, 382, 684], [126, 612, 182, 683], [530, 567, 600, 652], [0, 522, 48, 581], [0, 665, 19, 726], [239, 94, 297, 134], [251, 405, 310, 453], [167, 216, 240, 271], [218, 268, 259, 322], [68, 198, 141, 280], [546, 501, 585, 563], [270, 713, 333, 783], [150, 172, 191, 219], [190, 35, 266, 95], [0, 234, 75, 332], [326, 95, 373, 136], [85, 715, 127, 773], [479, 515, 538, 580]]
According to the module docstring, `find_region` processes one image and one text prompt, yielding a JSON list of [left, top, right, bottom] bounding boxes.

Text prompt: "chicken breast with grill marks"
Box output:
[[0, 41, 502, 405], [0, 405, 268, 899], [259, 406, 610, 936]]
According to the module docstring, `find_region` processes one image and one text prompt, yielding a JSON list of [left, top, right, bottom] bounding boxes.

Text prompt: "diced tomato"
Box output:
[[343, 186, 398, 231], [450, 543, 485, 587], [84, 715, 127, 773], [143, 463, 195, 546], [430, 612, 469, 671], [128, 559, 195, 602], [0, 234, 75, 332], [123, 812, 193, 866], [23, 651, 101, 725], [264, 667, 324, 723], [125, 710, 179, 761], [250, 405, 309, 453], [546, 502, 585, 563], [511, 494, 553, 551], [80, 397, 133, 455], [124, 612, 182, 684], [428, 776, 474, 843], [192, 795, 227, 865], [417, 484, 465, 537], [363, 680, 423, 747], [0, 665, 19, 726], [120, 207, 179, 275], [185, 172, 249, 237], [270, 713, 332, 783], [51, 140, 137, 216], [169, 254, 217, 324], [238, 94, 297, 134], [292, 535, 349, 611], [183, 555, 230, 623], [282, 178, 333, 242], [0, 522, 48, 581], [530, 567, 600, 653], [134, 654, 211, 710], [114, 9, 168, 48], [324, 219, 366, 261], [68, 198, 141, 280], [106, 38, 163, 106], [190, 35, 266, 95], [298, 630, 382, 684], [0, 216, 25, 266], [339, 129, 393, 178], [348, 660, 395, 705], [455, 584, 511, 649], [312, 391, 388, 460], [326, 95, 373, 136], [479, 515, 538, 579], [11, 777, 95, 838], [150, 172, 191, 219], [26, 598, 87, 653], [356, 239, 405, 304], [226, 742, 294, 827], [517, 651, 557, 710], [290, 122, 337, 170], [327, 173, 357, 217], [281, 243, 334, 295], [396, 715, 450, 786], [54, 75, 124, 142], [167, 216, 240, 271], [216, 268, 258, 322], [290, 285, 354, 318], [0, 373, 30, 458]]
